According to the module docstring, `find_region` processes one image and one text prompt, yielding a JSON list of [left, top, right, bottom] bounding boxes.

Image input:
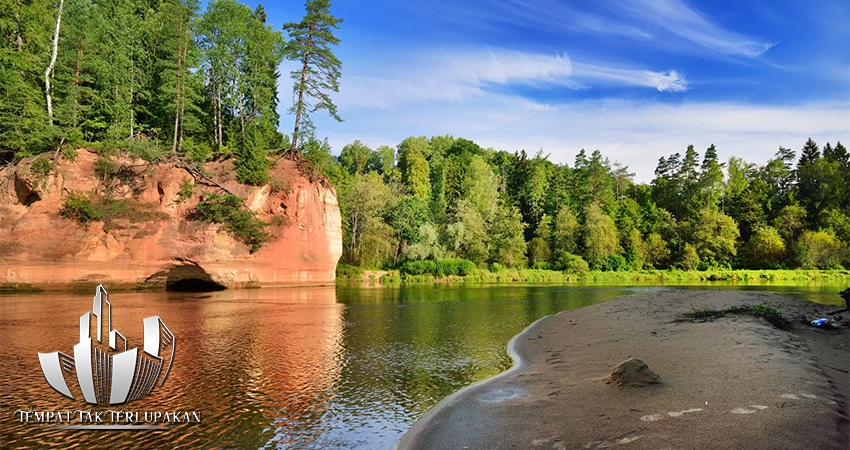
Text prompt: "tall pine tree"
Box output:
[[284, 0, 342, 154]]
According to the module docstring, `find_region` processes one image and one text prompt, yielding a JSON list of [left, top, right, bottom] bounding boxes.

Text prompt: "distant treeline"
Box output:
[[322, 137, 850, 272]]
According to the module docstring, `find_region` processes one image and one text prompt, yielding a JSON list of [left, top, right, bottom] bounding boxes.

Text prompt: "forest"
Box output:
[[326, 137, 850, 273], [2, 0, 849, 275], [1, 0, 341, 176]]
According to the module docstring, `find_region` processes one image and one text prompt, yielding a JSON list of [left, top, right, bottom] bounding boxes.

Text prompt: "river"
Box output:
[[0, 283, 844, 449]]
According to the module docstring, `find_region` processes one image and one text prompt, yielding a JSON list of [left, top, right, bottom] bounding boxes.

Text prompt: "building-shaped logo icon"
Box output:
[[37, 286, 175, 405]]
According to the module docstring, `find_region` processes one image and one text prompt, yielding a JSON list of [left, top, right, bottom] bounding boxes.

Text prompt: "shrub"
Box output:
[[558, 253, 589, 273], [604, 254, 628, 272], [489, 263, 506, 272], [796, 230, 842, 269], [401, 260, 437, 276], [31, 158, 53, 179], [195, 192, 271, 253], [269, 176, 292, 195], [436, 258, 476, 276], [177, 178, 194, 203], [400, 259, 476, 277], [127, 138, 162, 162], [182, 137, 212, 164], [60, 191, 102, 223], [95, 157, 120, 181], [270, 215, 290, 227], [62, 147, 78, 162]]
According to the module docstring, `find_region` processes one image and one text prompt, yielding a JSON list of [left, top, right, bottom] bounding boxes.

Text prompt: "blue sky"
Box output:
[[255, 0, 848, 181]]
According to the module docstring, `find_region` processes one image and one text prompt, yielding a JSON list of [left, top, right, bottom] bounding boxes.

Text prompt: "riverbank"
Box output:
[[337, 266, 850, 286], [397, 290, 849, 450]]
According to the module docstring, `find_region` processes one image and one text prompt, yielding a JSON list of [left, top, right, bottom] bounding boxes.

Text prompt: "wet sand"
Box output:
[[397, 290, 849, 450]]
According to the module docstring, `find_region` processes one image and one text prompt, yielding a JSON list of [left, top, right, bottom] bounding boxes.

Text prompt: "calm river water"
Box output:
[[0, 283, 844, 449]]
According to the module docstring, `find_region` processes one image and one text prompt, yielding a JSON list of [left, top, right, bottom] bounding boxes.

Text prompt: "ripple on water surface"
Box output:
[[1, 284, 840, 448]]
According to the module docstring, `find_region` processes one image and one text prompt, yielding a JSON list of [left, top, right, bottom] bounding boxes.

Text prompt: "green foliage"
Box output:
[[62, 148, 78, 162], [400, 259, 476, 277], [126, 139, 163, 162], [195, 192, 271, 253], [94, 157, 120, 182], [645, 232, 670, 268], [177, 178, 195, 203], [446, 200, 490, 265], [582, 202, 619, 268], [728, 304, 791, 330], [60, 191, 102, 223], [691, 208, 740, 264], [299, 135, 341, 183], [745, 226, 786, 266], [795, 230, 844, 269], [681, 243, 700, 270], [339, 140, 372, 175], [490, 203, 527, 268], [30, 158, 53, 188], [403, 223, 445, 261], [557, 253, 588, 273], [284, 0, 343, 151], [182, 137, 212, 164], [269, 176, 293, 195], [774, 205, 806, 243], [604, 254, 628, 271], [236, 140, 269, 185]]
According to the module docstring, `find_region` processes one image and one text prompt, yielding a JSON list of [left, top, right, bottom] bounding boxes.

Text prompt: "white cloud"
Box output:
[[571, 62, 687, 92], [626, 0, 775, 57], [334, 49, 687, 110]]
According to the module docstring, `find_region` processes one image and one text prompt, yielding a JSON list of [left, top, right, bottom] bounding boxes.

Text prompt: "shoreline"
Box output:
[[340, 268, 850, 288], [396, 290, 850, 450], [394, 306, 589, 450], [3, 269, 848, 292]]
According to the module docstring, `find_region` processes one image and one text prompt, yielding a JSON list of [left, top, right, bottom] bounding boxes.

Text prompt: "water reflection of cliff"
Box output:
[[188, 287, 345, 448]]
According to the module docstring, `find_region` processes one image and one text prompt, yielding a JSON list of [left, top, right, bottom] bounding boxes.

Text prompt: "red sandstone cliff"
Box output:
[[0, 149, 343, 290]]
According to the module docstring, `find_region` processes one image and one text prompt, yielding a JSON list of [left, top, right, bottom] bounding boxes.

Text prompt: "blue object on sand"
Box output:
[[811, 318, 828, 326]]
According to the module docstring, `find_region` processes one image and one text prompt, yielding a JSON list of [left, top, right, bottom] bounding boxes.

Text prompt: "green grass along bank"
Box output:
[[337, 264, 850, 286]]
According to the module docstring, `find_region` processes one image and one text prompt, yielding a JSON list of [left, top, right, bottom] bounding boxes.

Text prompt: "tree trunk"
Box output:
[[217, 86, 223, 146], [237, 72, 246, 145], [178, 26, 188, 152], [71, 37, 82, 127], [171, 11, 184, 155], [45, 0, 65, 127], [129, 65, 134, 141], [289, 25, 314, 154]]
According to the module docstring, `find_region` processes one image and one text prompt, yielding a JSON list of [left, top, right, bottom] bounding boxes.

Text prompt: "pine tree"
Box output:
[[699, 144, 724, 209], [797, 137, 822, 227], [678, 144, 700, 219], [284, 0, 342, 154]]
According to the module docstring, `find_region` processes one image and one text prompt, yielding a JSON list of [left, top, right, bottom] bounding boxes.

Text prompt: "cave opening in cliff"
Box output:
[[167, 278, 226, 292], [153, 262, 227, 292]]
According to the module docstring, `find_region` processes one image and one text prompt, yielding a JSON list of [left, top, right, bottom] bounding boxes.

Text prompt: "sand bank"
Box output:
[[397, 290, 849, 450]]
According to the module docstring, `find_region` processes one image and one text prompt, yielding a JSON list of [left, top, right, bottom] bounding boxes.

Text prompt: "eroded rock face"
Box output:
[[609, 357, 661, 387], [0, 149, 343, 290]]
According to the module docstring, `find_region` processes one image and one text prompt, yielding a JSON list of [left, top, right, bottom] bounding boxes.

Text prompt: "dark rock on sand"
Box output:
[[609, 357, 660, 387]]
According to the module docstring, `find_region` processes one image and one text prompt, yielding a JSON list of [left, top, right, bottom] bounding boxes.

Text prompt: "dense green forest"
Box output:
[[0, 0, 342, 182], [2, 0, 848, 274], [325, 137, 849, 273]]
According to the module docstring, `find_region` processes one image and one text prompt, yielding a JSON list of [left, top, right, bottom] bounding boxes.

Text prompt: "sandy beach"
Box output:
[[397, 290, 850, 450]]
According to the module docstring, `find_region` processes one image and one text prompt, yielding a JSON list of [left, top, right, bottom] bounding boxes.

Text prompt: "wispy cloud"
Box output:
[[571, 62, 688, 92], [626, 0, 775, 57], [471, 0, 653, 40], [333, 49, 687, 110]]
